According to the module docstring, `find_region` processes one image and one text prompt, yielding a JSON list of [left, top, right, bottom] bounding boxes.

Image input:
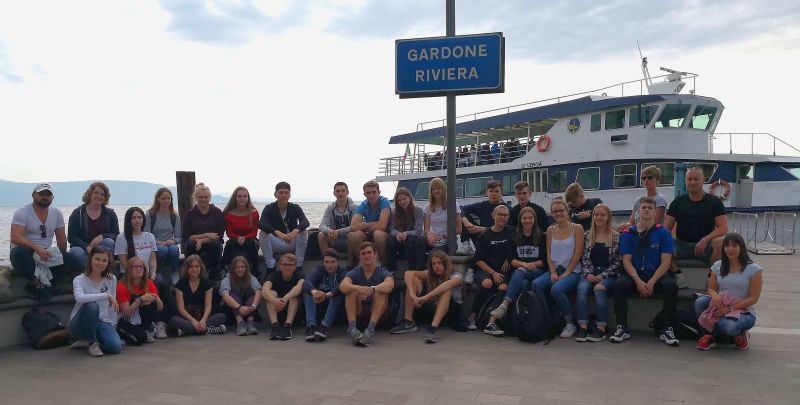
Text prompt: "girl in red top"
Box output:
[[222, 186, 261, 277], [116, 256, 164, 345]]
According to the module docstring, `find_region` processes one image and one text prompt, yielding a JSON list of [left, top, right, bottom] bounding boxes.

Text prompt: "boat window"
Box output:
[[455, 179, 464, 198], [690, 105, 718, 130], [502, 174, 519, 194], [576, 167, 600, 190], [654, 104, 691, 128], [781, 164, 800, 180], [522, 169, 548, 193], [614, 164, 637, 188], [465, 177, 493, 197], [629, 105, 659, 127], [685, 162, 719, 183], [641, 162, 675, 185], [549, 169, 568, 193], [737, 164, 754, 181], [414, 182, 430, 201], [605, 110, 625, 130], [590, 114, 601, 132]]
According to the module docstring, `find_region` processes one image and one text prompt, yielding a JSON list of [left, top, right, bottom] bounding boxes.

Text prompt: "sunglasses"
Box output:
[[38, 191, 53, 197], [39, 224, 46, 239]]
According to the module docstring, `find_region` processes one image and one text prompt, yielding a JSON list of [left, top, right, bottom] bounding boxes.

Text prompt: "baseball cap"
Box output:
[[33, 183, 53, 193]]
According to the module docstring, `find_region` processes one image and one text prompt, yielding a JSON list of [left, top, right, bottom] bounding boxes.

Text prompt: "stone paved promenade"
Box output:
[[1, 254, 798, 405]]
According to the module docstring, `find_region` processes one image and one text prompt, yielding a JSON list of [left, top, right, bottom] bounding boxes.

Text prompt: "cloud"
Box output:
[[158, 0, 309, 46], [327, 0, 800, 63], [0, 42, 22, 83]]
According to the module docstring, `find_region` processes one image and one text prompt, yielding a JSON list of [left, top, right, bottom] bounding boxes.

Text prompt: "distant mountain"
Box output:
[[0, 179, 230, 206]]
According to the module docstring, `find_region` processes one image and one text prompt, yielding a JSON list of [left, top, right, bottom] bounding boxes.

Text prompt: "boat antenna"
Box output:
[[638, 41, 653, 87]]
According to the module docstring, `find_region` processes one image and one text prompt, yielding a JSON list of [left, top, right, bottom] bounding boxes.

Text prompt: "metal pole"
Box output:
[[446, 0, 457, 256]]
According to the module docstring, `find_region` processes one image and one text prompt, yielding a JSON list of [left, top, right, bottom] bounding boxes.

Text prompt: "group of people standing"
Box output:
[[8, 164, 762, 356], [425, 138, 528, 171]]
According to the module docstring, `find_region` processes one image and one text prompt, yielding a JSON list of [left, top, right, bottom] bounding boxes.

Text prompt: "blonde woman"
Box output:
[[423, 177, 462, 251], [182, 183, 226, 280], [575, 204, 620, 342], [531, 198, 584, 338]]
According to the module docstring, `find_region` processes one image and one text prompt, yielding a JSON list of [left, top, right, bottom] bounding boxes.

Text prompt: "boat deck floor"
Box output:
[[0, 253, 798, 405]]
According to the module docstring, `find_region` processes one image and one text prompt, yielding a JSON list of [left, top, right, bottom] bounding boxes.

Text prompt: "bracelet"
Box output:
[[237, 304, 242, 311]]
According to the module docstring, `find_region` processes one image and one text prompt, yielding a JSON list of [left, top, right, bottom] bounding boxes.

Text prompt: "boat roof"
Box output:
[[389, 94, 668, 145]]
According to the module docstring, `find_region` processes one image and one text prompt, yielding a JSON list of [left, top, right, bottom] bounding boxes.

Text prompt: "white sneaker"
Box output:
[[70, 339, 89, 350], [489, 302, 508, 320], [154, 321, 168, 339], [559, 323, 578, 338], [88, 342, 104, 357]]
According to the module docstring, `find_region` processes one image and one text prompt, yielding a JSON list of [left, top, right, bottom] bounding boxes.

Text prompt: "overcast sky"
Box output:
[[1, 0, 799, 201]]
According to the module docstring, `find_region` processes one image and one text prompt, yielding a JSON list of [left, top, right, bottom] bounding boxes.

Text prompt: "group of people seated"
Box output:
[[424, 138, 529, 171], [7, 165, 762, 356]]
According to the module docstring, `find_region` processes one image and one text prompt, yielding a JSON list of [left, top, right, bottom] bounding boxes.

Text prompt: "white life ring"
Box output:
[[708, 179, 731, 200]]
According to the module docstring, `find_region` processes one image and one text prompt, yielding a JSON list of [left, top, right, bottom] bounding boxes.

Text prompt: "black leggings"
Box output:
[[185, 239, 222, 279], [222, 238, 260, 277]]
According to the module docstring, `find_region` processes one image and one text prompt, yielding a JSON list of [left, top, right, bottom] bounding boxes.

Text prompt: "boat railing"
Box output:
[[710, 132, 800, 156], [732, 212, 761, 249], [732, 211, 797, 254], [379, 139, 533, 176], [415, 72, 698, 132]]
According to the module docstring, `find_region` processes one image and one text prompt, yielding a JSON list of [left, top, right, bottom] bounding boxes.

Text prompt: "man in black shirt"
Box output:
[[508, 181, 549, 233], [461, 180, 509, 244], [664, 167, 727, 262], [565, 182, 602, 231]]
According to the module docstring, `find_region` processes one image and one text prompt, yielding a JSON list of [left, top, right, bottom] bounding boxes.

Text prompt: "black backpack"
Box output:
[[651, 308, 703, 340], [513, 287, 554, 343], [22, 308, 70, 349], [475, 291, 506, 330]]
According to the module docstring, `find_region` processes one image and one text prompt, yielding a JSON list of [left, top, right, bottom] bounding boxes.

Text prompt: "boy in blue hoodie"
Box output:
[[302, 249, 347, 341]]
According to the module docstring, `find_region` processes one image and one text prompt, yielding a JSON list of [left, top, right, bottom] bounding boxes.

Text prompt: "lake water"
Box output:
[[0, 202, 331, 266]]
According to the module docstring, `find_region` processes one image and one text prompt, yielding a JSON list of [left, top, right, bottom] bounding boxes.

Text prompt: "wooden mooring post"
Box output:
[[175, 171, 196, 220]]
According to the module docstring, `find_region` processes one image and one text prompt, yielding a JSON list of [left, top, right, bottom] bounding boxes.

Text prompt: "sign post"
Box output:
[[395, 0, 504, 255], [445, 0, 457, 256]]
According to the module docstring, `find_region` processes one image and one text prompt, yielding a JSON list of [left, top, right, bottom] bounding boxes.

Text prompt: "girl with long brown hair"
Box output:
[[222, 186, 260, 274], [386, 187, 426, 271], [390, 250, 463, 343]]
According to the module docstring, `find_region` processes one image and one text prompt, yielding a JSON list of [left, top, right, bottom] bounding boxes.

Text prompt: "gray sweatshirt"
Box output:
[[318, 198, 356, 235], [390, 205, 424, 237], [70, 274, 118, 325], [146, 211, 183, 244]]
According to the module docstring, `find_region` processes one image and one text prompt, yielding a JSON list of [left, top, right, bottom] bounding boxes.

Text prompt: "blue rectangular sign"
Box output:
[[396, 33, 504, 98]]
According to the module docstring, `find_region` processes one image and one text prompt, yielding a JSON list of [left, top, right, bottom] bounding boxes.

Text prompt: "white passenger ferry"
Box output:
[[377, 57, 800, 216]]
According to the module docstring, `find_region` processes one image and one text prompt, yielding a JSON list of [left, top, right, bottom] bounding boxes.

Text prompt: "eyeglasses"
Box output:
[[494, 213, 509, 218], [38, 191, 53, 197], [641, 176, 655, 181], [130, 264, 146, 270], [551, 209, 567, 214], [39, 224, 46, 238]]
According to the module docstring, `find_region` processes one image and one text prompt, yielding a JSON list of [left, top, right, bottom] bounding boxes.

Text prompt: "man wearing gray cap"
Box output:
[[9, 183, 77, 299]]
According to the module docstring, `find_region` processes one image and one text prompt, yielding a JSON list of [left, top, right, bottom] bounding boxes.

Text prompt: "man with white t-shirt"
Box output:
[[9, 183, 78, 299]]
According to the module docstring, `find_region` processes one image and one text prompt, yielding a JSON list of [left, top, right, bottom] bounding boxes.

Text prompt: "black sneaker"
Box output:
[[269, 323, 281, 340], [424, 326, 438, 344], [281, 323, 293, 340], [586, 329, 607, 342], [305, 325, 317, 342], [483, 322, 504, 336], [390, 319, 418, 334], [574, 328, 589, 342], [609, 325, 630, 343], [659, 327, 680, 347], [315, 324, 329, 340]]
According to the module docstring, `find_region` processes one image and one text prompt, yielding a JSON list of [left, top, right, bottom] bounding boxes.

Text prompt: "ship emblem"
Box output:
[[567, 118, 580, 134]]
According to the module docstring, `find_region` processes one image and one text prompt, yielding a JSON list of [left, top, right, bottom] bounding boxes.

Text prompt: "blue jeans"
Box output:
[[304, 292, 343, 327], [156, 244, 181, 281], [550, 273, 580, 321], [576, 276, 616, 326], [69, 238, 116, 270], [504, 267, 546, 302], [68, 302, 122, 354], [694, 295, 757, 336], [531, 265, 569, 292]]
